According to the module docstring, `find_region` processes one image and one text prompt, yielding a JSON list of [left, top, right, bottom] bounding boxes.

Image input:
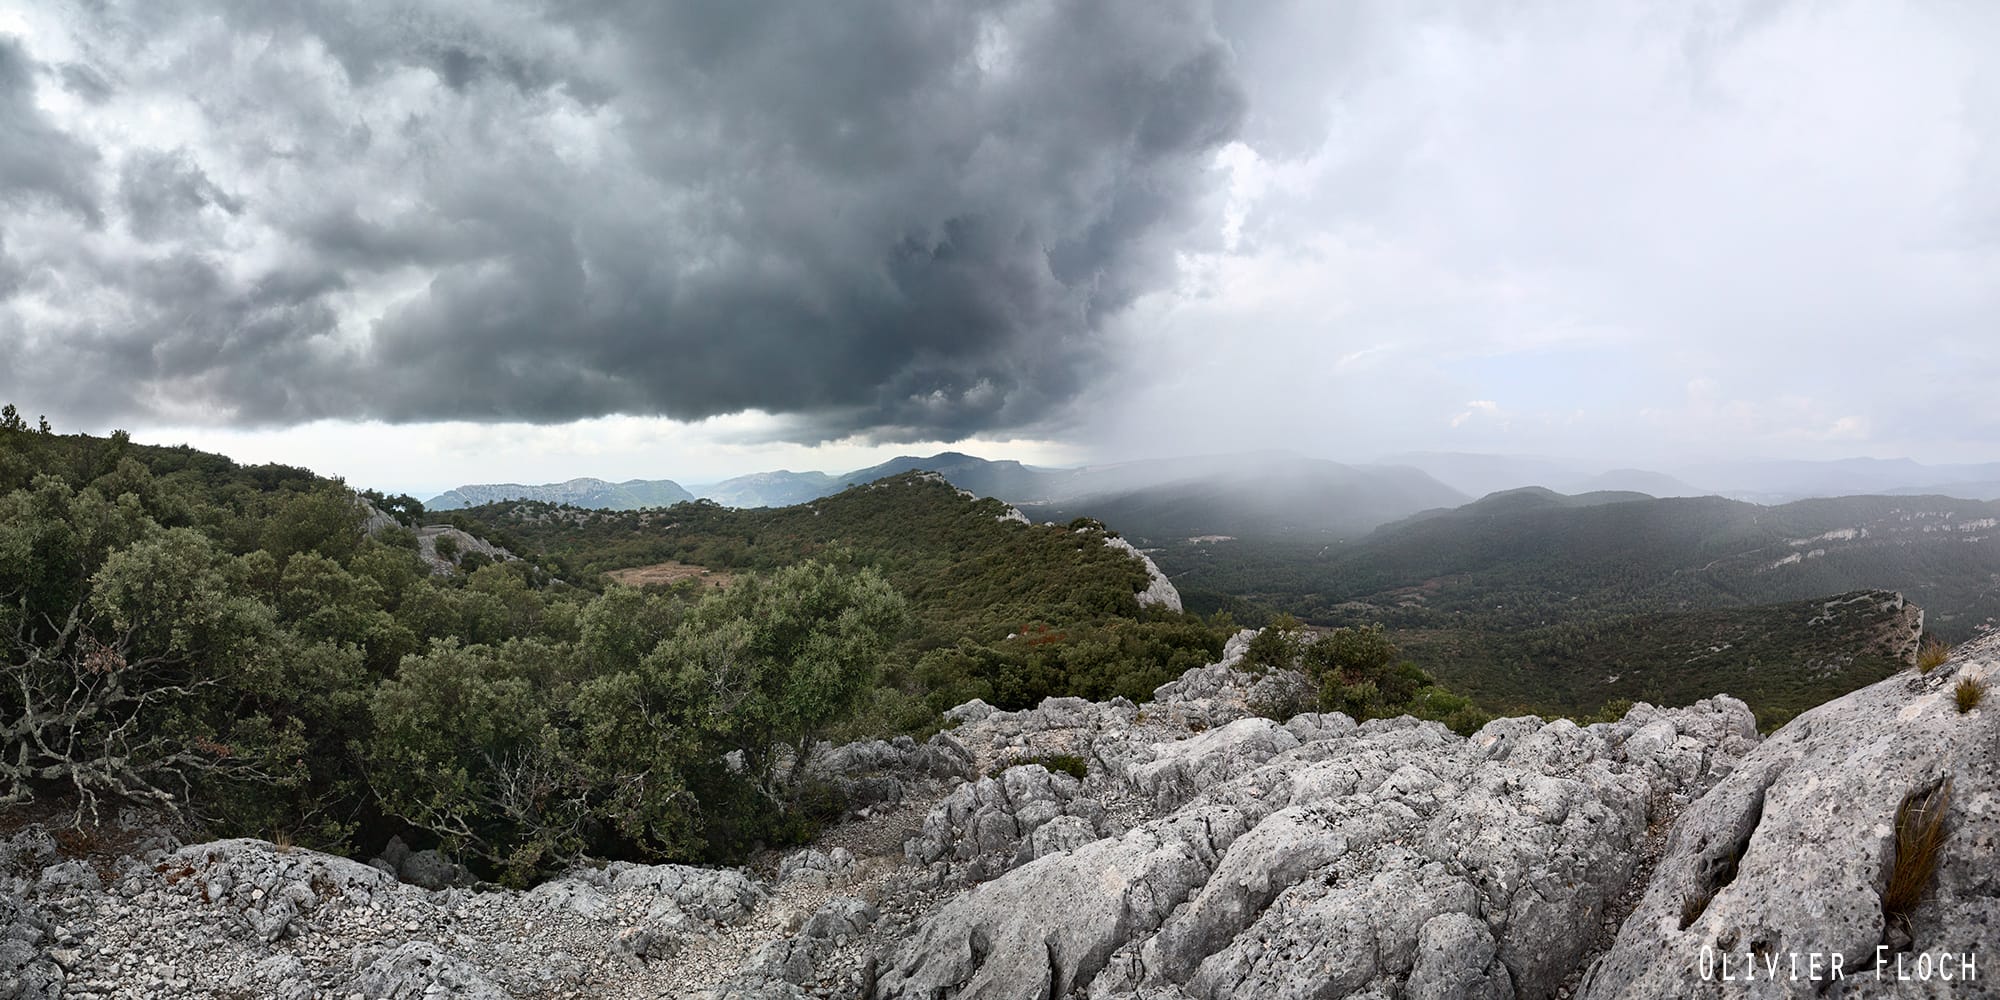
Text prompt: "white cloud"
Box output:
[[1450, 400, 1502, 429], [1092, 0, 2000, 466]]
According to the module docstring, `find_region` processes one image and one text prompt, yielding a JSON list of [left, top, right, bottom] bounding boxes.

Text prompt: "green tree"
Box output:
[[368, 639, 582, 881], [658, 561, 907, 782]]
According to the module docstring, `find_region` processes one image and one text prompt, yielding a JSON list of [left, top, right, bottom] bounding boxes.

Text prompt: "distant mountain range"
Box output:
[[428, 452, 1070, 512], [428, 451, 1471, 539], [688, 471, 841, 509], [427, 477, 694, 511], [839, 452, 1065, 502], [427, 449, 2000, 547], [1379, 451, 2000, 503], [1021, 454, 1468, 540]]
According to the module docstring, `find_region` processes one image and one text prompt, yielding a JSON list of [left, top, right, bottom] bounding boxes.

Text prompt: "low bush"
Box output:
[[996, 753, 1089, 782], [1916, 638, 1952, 673], [1883, 779, 1952, 935], [1954, 675, 1987, 714]]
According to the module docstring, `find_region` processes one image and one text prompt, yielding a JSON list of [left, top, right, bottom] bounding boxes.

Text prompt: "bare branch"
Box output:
[[2, 594, 288, 827]]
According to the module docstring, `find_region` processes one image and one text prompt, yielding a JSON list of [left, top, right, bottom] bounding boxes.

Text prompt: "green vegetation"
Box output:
[[1954, 675, 1987, 714], [1145, 488, 1993, 725], [1243, 619, 1490, 734], [997, 753, 1090, 782], [1158, 493, 2000, 638], [1883, 779, 1952, 937], [1385, 592, 1916, 731], [457, 475, 1231, 725], [367, 561, 905, 880], [0, 420, 1227, 883]]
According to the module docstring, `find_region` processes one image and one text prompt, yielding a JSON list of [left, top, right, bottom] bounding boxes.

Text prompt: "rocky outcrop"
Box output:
[[806, 732, 978, 818], [1103, 535, 1183, 612], [874, 696, 1757, 1000], [0, 880, 59, 1000], [1126, 716, 1304, 812], [414, 525, 518, 575], [711, 896, 880, 999], [1579, 634, 2000, 999], [1148, 629, 1314, 728], [904, 764, 1108, 875], [6, 833, 776, 999]]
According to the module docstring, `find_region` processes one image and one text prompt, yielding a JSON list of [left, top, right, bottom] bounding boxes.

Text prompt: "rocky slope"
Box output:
[[4, 634, 1994, 999], [1578, 635, 1998, 999]]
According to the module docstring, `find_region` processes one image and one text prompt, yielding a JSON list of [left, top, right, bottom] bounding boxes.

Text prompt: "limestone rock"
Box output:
[[1579, 636, 2000, 999], [876, 807, 1253, 999], [944, 698, 999, 725], [1103, 535, 1182, 612], [777, 847, 859, 890], [398, 848, 469, 890], [880, 695, 1760, 1000], [166, 838, 398, 942], [0, 887, 60, 1000], [352, 941, 509, 999], [1149, 630, 1314, 728], [597, 862, 764, 926], [905, 764, 1106, 869], [1127, 716, 1301, 812]]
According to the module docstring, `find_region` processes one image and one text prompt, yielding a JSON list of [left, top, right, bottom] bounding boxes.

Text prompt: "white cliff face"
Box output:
[[1104, 534, 1183, 612], [14, 632, 1994, 999]]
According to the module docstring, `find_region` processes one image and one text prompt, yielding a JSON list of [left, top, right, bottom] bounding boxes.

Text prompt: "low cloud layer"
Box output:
[[0, 2, 1242, 440]]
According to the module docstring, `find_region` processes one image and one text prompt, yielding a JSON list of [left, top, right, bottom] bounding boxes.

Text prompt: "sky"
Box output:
[[1, 1, 1995, 496]]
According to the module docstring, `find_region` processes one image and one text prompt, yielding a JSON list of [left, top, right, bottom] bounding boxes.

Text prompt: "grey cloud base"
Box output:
[[0, 1, 1243, 440]]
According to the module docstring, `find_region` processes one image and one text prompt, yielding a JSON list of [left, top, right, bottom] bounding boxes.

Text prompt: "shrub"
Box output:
[[995, 753, 1089, 782], [1954, 675, 1987, 714], [1916, 639, 1952, 673], [1883, 779, 1952, 935], [1574, 699, 1635, 726], [1242, 614, 1304, 672]]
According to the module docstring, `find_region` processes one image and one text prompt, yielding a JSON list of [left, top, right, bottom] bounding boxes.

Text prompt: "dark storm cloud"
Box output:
[[118, 150, 244, 241], [55, 62, 114, 104], [1, 2, 1245, 439], [0, 36, 102, 226]]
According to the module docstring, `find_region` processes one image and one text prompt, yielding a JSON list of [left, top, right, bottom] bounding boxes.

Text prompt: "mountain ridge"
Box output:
[[427, 476, 694, 511]]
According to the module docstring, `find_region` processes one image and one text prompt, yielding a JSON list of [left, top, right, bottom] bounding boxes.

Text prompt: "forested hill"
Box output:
[[1148, 487, 1991, 727], [1164, 490, 2000, 640], [452, 473, 1201, 671], [0, 421, 1241, 882], [1395, 589, 1923, 729], [427, 477, 695, 511]]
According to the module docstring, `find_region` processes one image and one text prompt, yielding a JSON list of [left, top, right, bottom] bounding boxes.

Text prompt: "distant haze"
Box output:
[[2, 2, 1995, 490]]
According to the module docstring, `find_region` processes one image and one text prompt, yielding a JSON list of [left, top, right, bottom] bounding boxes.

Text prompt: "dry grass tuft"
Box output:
[[1954, 675, 1987, 714], [1916, 638, 1953, 673], [1679, 885, 1716, 930], [1882, 779, 1952, 935]]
